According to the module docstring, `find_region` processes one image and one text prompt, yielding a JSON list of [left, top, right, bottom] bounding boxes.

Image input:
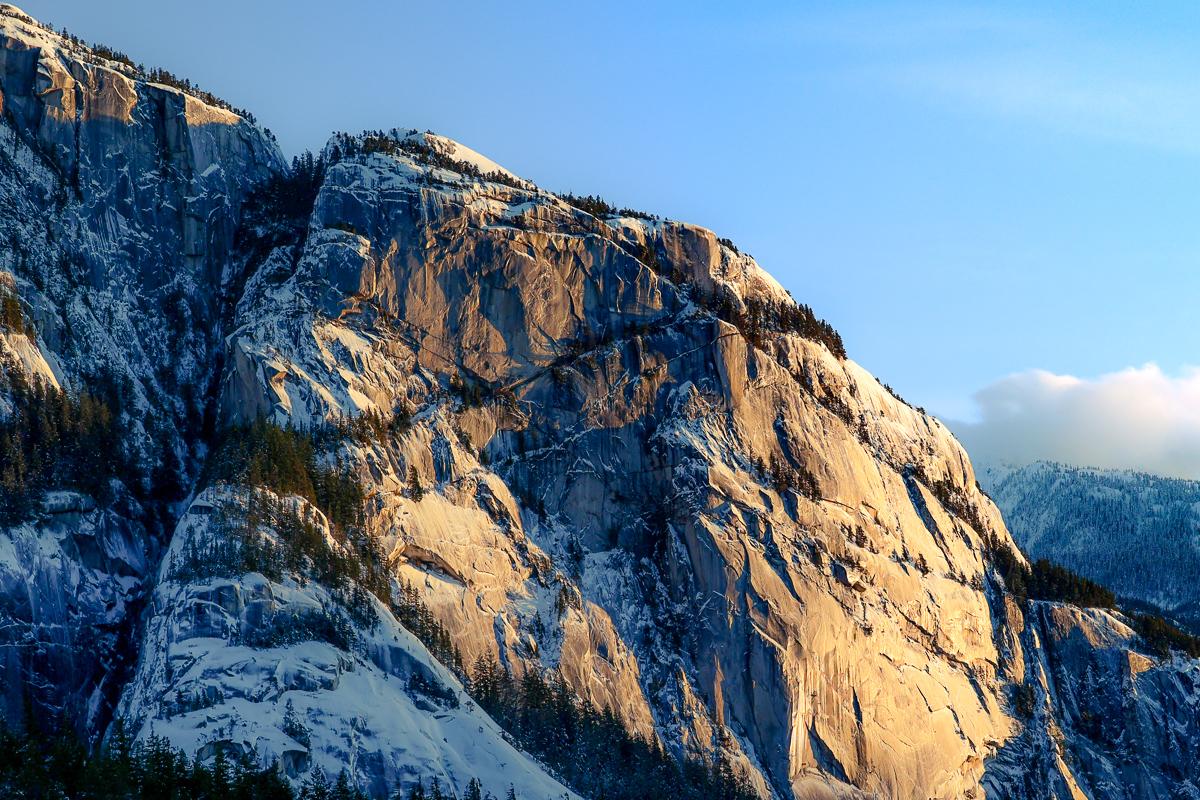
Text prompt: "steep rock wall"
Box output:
[[216, 131, 1024, 797], [0, 5, 282, 737]]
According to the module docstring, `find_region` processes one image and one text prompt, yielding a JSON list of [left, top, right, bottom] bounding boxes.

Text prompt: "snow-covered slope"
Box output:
[[118, 486, 577, 799]]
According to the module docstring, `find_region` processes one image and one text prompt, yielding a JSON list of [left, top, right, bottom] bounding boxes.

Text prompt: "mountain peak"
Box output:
[[0, 4, 271, 130]]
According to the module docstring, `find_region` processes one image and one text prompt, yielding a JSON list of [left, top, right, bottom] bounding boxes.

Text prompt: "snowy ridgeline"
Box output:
[[980, 461, 1200, 623]]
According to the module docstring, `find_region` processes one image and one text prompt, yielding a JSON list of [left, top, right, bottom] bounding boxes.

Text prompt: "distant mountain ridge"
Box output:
[[980, 460, 1200, 625]]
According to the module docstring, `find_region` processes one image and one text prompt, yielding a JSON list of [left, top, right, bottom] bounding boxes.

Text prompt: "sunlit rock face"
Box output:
[[0, 6, 282, 739], [207, 131, 999, 797], [212, 129, 1200, 798]]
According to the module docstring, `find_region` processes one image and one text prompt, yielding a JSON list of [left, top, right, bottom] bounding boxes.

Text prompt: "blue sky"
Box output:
[[29, 1, 1200, 472]]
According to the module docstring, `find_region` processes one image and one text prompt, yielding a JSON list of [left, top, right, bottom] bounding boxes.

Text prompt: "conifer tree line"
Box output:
[[203, 419, 366, 530], [558, 193, 656, 221], [0, 283, 30, 334], [720, 291, 846, 360], [918, 471, 989, 535], [237, 151, 329, 260], [392, 579, 462, 671], [197, 419, 462, 662], [172, 496, 376, 642], [552, 192, 846, 360], [989, 542, 1117, 610], [986, 535, 1200, 657], [323, 132, 530, 192], [0, 371, 127, 523], [467, 655, 758, 800], [651, 265, 845, 359], [762, 452, 821, 500], [0, 722, 525, 799], [0, 724, 296, 799]]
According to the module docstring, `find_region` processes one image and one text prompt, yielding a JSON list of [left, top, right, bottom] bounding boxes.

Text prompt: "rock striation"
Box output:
[[199, 129, 1200, 798]]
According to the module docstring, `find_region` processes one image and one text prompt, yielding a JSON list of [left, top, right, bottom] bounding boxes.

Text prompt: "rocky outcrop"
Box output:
[[205, 130, 1038, 797], [117, 487, 578, 800], [986, 602, 1200, 799], [202, 129, 1200, 798], [0, 490, 148, 734]]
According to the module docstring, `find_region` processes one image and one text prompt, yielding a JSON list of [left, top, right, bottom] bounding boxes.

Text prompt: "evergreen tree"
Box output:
[[408, 465, 425, 501]]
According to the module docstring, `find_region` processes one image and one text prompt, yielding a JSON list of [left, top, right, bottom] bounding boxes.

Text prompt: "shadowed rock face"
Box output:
[[0, 7, 282, 738], [0, 12, 279, 301], [985, 603, 1200, 800]]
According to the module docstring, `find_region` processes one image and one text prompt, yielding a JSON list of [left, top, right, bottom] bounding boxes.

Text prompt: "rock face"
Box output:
[[986, 602, 1200, 800], [116, 487, 578, 800], [0, 5, 282, 737], [197, 129, 1200, 798], [1, 7, 1200, 798]]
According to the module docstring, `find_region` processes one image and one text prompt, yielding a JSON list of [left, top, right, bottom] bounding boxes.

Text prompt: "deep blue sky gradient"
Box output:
[[26, 1, 1200, 421]]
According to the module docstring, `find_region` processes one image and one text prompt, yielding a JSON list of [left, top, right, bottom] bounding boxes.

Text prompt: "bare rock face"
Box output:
[[0, 6, 282, 738], [204, 129, 1200, 798]]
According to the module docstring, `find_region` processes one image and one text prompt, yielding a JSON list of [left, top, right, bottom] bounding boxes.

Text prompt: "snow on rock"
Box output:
[[985, 600, 1200, 800], [0, 3, 282, 738], [118, 487, 577, 799], [214, 130, 1022, 798], [0, 496, 150, 736], [1, 6, 1198, 794]]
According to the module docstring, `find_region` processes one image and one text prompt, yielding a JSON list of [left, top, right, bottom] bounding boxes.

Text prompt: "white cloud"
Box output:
[[951, 365, 1200, 479]]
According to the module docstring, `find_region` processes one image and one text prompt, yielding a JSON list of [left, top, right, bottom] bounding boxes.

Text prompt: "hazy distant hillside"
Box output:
[[981, 461, 1200, 623]]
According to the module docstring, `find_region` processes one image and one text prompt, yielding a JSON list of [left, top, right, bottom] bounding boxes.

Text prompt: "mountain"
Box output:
[[0, 2, 282, 741], [980, 461, 1200, 627], [2, 6, 1200, 798]]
